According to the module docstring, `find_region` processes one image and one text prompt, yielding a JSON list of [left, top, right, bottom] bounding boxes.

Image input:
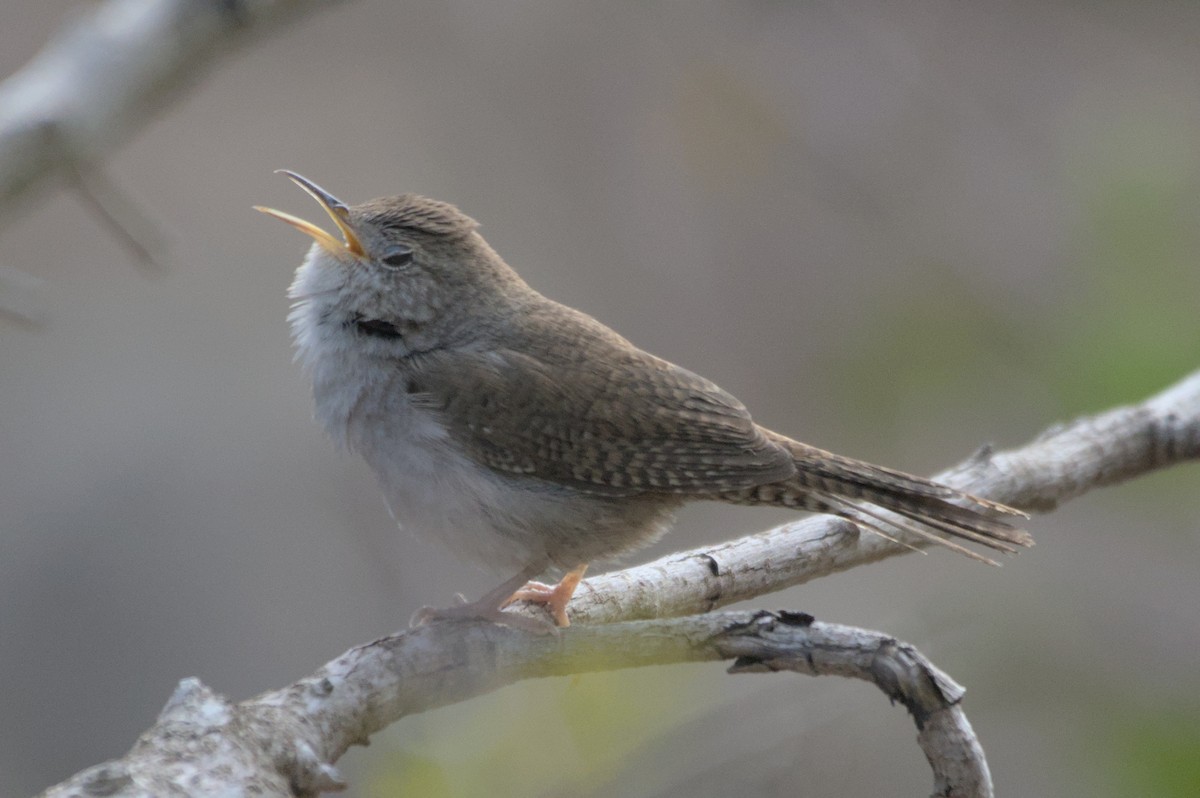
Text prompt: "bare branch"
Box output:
[[40, 612, 990, 798], [0, 0, 346, 317], [0, 0, 342, 216]]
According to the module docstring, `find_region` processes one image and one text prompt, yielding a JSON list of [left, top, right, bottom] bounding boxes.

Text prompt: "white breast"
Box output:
[[308, 348, 550, 572]]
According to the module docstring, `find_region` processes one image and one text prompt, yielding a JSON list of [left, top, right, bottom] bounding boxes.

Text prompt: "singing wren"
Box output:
[[257, 171, 1031, 628]]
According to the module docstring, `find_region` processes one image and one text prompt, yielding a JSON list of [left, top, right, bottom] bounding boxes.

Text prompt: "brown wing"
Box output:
[[407, 305, 794, 495]]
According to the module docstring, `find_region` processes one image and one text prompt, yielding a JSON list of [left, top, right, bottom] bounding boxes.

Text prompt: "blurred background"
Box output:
[[2, 2, 1199, 796]]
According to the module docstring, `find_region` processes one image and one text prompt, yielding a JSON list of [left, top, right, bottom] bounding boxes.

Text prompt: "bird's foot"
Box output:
[[501, 564, 588, 627]]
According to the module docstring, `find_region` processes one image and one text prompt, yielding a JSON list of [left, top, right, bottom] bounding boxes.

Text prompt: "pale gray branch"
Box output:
[[0, 0, 341, 215], [37, 369, 1200, 798], [41, 612, 988, 798], [0, 0, 343, 317]]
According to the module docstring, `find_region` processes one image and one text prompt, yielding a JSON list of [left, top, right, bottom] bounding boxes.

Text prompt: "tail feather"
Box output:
[[720, 433, 1034, 561], [818, 493, 1005, 565]]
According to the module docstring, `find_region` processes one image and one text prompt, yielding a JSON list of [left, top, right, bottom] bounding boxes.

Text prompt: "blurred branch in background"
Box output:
[[35, 368, 1200, 798], [0, 0, 341, 317]]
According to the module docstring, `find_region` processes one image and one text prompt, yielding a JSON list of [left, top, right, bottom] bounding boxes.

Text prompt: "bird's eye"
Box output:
[[380, 244, 414, 268]]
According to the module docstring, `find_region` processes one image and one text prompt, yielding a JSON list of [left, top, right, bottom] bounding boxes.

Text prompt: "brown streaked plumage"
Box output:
[[258, 171, 1032, 629]]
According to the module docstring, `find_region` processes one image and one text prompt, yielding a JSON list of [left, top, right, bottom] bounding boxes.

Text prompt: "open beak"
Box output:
[[254, 170, 365, 257]]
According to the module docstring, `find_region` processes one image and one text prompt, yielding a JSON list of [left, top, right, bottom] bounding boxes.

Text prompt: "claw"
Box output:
[[502, 564, 588, 627]]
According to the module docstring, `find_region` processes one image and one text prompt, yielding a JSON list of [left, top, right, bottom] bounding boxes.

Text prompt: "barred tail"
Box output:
[[719, 435, 1033, 564]]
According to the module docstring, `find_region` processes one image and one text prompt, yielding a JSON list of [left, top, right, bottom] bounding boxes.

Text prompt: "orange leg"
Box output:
[[503, 564, 588, 627]]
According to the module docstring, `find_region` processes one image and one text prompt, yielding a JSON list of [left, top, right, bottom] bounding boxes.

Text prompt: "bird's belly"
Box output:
[[363, 416, 680, 573], [346, 403, 540, 572], [321, 366, 680, 574]]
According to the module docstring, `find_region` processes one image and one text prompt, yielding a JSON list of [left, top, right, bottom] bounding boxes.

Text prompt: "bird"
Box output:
[[256, 171, 1032, 629]]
